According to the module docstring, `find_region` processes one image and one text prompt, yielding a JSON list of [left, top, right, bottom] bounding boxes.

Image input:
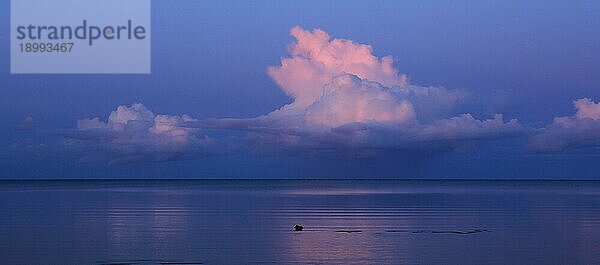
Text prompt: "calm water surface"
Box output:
[[1, 180, 599, 264]]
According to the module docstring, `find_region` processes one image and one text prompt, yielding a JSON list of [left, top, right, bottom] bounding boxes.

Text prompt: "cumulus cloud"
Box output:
[[267, 26, 408, 108], [574, 98, 600, 120], [266, 27, 465, 118], [206, 27, 521, 152], [67, 103, 215, 164], [529, 98, 600, 153]]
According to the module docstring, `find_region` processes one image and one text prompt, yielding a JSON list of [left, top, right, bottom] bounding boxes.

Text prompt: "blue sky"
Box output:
[[1, 0, 600, 179]]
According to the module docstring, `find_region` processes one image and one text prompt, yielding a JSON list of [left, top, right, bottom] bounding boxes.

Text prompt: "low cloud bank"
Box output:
[[14, 27, 600, 165], [529, 98, 600, 153], [66, 27, 523, 162], [68, 103, 214, 164]]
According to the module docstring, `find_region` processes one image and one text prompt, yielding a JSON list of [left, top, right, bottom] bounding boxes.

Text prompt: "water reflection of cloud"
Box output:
[[100, 189, 192, 260]]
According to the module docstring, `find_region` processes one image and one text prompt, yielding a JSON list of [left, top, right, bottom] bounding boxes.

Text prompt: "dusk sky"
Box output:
[[2, 0, 600, 179]]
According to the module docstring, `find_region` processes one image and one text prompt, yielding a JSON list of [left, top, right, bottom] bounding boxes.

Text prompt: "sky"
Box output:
[[1, 0, 600, 179]]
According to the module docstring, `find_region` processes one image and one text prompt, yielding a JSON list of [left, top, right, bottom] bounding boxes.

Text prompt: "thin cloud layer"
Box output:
[[529, 98, 600, 153]]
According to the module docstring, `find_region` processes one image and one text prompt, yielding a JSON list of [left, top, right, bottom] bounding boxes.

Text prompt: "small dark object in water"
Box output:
[[294, 224, 304, 231]]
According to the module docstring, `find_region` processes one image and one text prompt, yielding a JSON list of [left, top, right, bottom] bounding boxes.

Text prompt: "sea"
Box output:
[[1, 180, 599, 264]]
